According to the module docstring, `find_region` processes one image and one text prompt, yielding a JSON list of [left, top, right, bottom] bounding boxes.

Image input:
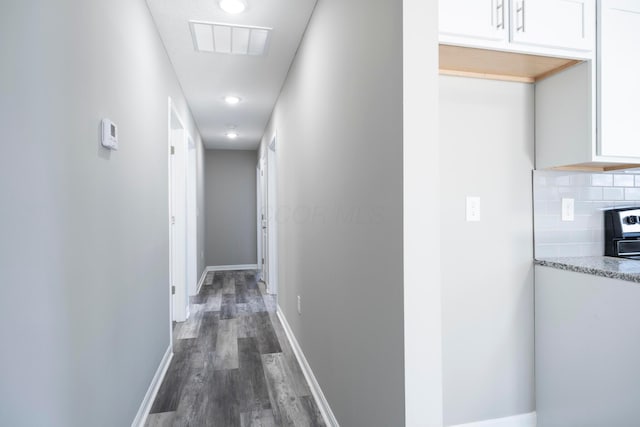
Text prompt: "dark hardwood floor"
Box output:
[[146, 270, 326, 427]]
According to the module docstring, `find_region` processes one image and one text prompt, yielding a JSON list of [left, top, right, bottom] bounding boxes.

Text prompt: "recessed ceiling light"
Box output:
[[224, 95, 241, 105], [218, 0, 247, 14], [226, 131, 239, 139]]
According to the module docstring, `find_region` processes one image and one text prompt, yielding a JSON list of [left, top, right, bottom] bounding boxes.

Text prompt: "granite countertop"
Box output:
[[535, 256, 640, 283]]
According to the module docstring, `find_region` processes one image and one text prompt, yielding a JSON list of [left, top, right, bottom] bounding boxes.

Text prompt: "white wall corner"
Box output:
[[131, 345, 173, 427], [276, 307, 340, 427], [403, 0, 443, 426], [450, 412, 537, 427]]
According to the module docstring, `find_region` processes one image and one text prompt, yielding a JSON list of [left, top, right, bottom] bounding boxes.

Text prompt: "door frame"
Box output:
[[257, 157, 268, 283], [168, 97, 191, 333], [256, 163, 263, 280], [186, 135, 198, 297], [266, 134, 278, 295]]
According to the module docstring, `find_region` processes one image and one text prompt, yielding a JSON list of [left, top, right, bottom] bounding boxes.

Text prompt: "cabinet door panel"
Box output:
[[599, 0, 640, 158], [510, 0, 595, 51], [440, 0, 507, 42]]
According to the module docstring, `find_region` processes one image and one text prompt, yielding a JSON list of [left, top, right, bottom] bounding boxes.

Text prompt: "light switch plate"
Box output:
[[562, 198, 575, 221], [466, 196, 481, 222]]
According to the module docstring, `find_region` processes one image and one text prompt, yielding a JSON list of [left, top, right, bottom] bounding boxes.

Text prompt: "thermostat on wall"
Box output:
[[101, 119, 119, 150]]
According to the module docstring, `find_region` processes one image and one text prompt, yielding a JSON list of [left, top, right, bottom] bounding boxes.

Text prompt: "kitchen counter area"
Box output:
[[535, 256, 640, 283]]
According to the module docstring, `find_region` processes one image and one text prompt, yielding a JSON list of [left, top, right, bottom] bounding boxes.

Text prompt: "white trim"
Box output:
[[276, 306, 339, 427], [450, 412, 537, 427], [131, 345, 173, 427], [206, 264, 258, 272], [196, 268, 209, 295]]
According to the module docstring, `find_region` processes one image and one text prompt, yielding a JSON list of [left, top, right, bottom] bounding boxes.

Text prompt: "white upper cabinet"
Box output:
[[509, 0, 595, 52], [439, 0, 595, 58], [439, 0, 507, 42], [598, 0, 640, 158]]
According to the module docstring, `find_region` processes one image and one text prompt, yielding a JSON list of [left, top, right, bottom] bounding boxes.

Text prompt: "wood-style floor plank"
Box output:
[[223, 274, 236, 294], [238, 337, 272, 412], [299, 395, 327, 427], [221, 293, 238, 319], [240, 409, 277, 427], [254, 312, 282, 354], [150, 339, 197, 413], [262, 353, 313, 427], [144, 411, 176, 427], [214, 318, 239, 370], [267, 312, 312, 397], [174, 304, 203, 340], [208, 369, 242, 427]]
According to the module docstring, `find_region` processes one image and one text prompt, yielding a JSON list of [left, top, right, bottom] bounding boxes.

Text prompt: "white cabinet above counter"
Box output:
[[536, 0, 640, 170], [439, 0, 640, 171], [440, 0, 595, 59], [598, 0, 640, 159]]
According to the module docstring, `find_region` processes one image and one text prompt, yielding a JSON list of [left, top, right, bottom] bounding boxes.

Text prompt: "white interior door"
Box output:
[[169, 102, 189, 323]]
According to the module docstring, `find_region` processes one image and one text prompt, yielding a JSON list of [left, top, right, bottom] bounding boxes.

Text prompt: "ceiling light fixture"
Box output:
[[218, 0, 247, 14], [226, 131, 239, 139], [224, 95, 241, 105]]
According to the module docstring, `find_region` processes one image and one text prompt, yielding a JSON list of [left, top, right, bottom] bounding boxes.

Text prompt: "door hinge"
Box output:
[[262, 258, 265, 265], [171, 285, 176, 295], [170, 146, 175, 155]]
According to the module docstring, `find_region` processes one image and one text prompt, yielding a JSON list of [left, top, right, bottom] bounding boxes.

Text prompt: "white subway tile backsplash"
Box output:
[[580, 186, 603, 200], [625, 188, 640, 200], [603, 187, 624, 200], [614, 174, 635, 187], [555, 175, 572, 186], [534, 170, 640, 258], [591, 173, 613, 187]]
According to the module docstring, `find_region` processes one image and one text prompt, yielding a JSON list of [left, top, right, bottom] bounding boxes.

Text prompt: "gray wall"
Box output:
[[258, 0, 405, 425], [205, 150, 257, 266], [0, 1, 204, 426], [439, 76, 535, 425]]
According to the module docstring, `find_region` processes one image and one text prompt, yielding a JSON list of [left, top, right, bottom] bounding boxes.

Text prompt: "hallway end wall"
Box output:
[[204, 149, 258, 267]]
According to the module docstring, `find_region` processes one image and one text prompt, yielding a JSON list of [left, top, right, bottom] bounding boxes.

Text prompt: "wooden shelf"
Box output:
[[545, 162, 640, 172], [439, 44, 582, 83]]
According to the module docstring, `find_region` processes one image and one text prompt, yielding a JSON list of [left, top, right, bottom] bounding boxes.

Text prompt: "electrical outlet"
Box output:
[[466, 196, 481, 222], [562, 198, 575, 221], [297, 295, 302, 315]]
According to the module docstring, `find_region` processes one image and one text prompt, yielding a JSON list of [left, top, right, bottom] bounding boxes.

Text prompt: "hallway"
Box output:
[[146, 270, 325, 427]]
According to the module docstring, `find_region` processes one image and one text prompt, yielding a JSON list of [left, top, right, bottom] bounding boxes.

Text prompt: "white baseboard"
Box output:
[[450, 412, 537, 427], [206, 264, 258, 272], [131, 345, 173, 427], [196, 268, 209, 294], [276, 306, 339, 427]]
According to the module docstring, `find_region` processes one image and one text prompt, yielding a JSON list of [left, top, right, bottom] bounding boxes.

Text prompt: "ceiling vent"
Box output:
[[189, 21, 271, 56]]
